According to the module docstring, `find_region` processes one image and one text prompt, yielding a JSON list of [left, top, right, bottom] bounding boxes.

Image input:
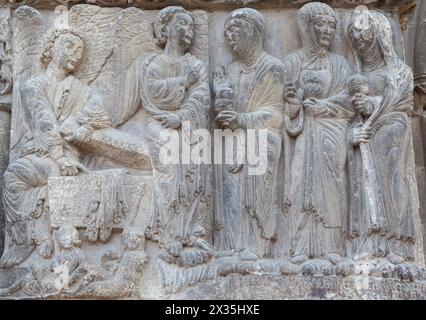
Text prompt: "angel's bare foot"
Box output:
[[239, 250, 259, 261], [387, 252, 405, 265], [327, 253, 343, 265], [165, 241, 183, 258], [290, 254, 308, 265], [37, 240, 53, 259]]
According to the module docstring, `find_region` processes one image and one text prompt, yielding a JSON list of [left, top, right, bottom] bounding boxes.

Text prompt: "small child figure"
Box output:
[[51, 225, 89, 291]]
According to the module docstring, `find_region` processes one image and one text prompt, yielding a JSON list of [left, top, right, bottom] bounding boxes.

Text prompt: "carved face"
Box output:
[[52, 33, 84, 73], [57, 226, 80, 250], [349, 23, 376, 54], [312, 14, 336, 48], [224, 18, 255, 55], [169, 13, 194, 49]]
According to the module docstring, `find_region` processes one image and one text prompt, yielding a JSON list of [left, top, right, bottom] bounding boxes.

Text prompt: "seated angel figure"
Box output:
[[0, 28, 113, 268]]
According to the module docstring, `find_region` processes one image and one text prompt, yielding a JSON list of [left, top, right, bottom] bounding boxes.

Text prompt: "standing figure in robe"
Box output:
[[280, 2, 354, 265], [0, 28, 112, 268], [140, 6, 211, 260], [347, 10, 419, 264], [214, 8, 285, 260]]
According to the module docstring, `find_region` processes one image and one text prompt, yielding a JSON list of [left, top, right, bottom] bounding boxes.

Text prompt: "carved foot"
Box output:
[[375, 259, 395, 278], [37, 240, 53, 259], [387, 253, 405, 265], [290, 254, 309, 265], [239, 250, 259, 261], [393, 263, 423, 282], [327, 253, 343, 265], [0, 245, 35, 268], [301, 259, 333, 276], [335, 260, 354, 276], [165, 241, 183, 258], [280, 261, 300, 275], [214, 250, 234, 259]]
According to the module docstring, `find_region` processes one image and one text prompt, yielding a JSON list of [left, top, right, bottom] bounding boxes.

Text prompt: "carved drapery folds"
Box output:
[[0, 9, 12, 99], [0, 1, 425, 299]]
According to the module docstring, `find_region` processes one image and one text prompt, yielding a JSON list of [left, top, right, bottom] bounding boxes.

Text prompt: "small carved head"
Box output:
[[153, 6, 194, 50], [347, 74, 369, 96], [224, 8, 266, 56], [298, 2, 337, 50], [57, 225, 81, 250], [302, 70, 324, 99], [40, 28, 85, 73], [348, 11, 376, 54], [123, 229, 145, 251]]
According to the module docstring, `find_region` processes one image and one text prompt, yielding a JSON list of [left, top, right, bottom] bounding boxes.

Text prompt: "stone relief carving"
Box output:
[[140, 6, 212, 264], [0, 9, 12, 97], [347, 9, 420, 265], [279, 2, 355, 270], [0, 1, 425, 300], [213, 8, 285, 261]]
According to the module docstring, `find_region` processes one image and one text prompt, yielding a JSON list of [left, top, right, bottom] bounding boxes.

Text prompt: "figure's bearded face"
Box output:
[[224, 18, 255, 56], [169, 13, 194, 49], [312, 14, 336, 49], [349, 22, 375, 54], [52, 34, 84, 73]]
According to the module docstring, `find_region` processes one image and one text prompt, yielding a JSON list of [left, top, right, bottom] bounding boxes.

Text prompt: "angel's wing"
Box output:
[[70, 6, 209, 129], [69, 4, 121, 86], [10, 6, 44, 163], [190, 10, 209, 66], [109, 9, 209, 127], [108, 7, 156, 127]]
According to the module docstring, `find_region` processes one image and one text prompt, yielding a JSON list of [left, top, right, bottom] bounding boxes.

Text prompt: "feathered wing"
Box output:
[[190, 11, 209, 66], [97, 8, 209, 128], [108, 8, 156, 127], [10, 6, 44, 163], [69, 4, 121, 86]]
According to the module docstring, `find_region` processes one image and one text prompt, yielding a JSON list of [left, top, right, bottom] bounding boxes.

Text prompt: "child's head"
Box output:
[[57, 225, 81, 250], [347, 74, 369, 96]]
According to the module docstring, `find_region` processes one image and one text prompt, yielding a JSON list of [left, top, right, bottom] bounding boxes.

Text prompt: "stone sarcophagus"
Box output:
[[0, 0, 426, 300]]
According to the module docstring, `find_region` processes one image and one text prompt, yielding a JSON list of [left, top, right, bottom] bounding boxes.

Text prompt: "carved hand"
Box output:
[[185, 66, 201, 90], [227, 162, 243, 174], [154, 113, 182, 129], [350, 125, 373, 146], [303, 97, 326, 116], [63, 126, 93, 143], [56, 157, 87, 176], [215, 97, 234, 113], [216, 110, 242, 130], [351, 94, 373, 117]]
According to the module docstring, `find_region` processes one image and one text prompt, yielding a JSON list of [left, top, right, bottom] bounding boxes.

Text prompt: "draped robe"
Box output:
[[218, 52, 285, 258], [281, 50, 354, 259], [140, 52, 210, 246], [1, 73, 110, 266], [348, 59, 418, 261]]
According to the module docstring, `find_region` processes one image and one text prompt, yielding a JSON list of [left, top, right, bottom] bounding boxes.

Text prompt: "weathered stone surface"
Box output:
[[0, 1, 425, 300]]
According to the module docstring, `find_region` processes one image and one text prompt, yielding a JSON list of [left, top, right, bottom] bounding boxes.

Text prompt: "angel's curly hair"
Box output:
[[40, 27, 85, 68], [153, 6, 193, 48]]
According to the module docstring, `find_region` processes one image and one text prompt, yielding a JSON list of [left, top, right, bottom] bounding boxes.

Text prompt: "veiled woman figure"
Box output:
[[280, 2, 354, 264], [347, 10, 419, 264], [140, 6, 210, 259], [214, 8, 285, 260]]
